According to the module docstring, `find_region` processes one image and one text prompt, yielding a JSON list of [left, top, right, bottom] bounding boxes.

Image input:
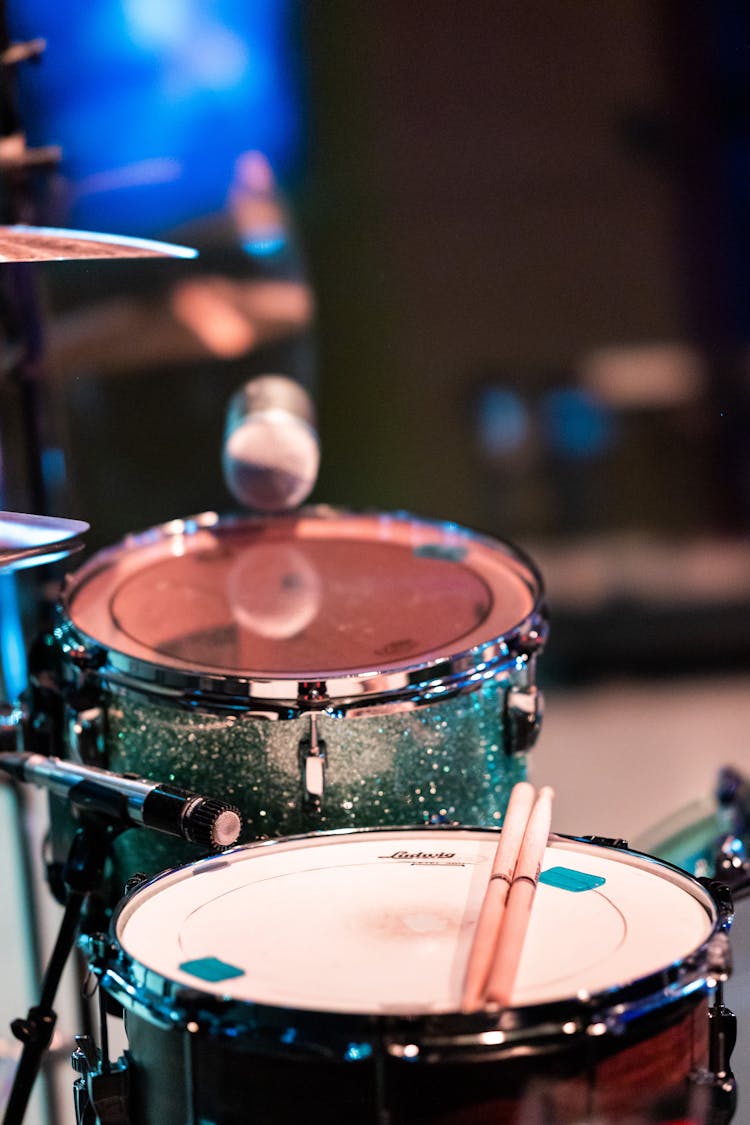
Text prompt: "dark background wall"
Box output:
[[307, 2, 681, 522], [303, 2, 750, 538]]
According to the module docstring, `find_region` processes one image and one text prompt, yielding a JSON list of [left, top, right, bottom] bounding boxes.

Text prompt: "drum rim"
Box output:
[[57, 507, 548, 714], [86, 826, 730, 1061]]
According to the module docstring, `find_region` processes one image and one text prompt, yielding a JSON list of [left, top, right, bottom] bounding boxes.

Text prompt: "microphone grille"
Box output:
[[222, 374, 319, 512], [185, 799, 243, 850]]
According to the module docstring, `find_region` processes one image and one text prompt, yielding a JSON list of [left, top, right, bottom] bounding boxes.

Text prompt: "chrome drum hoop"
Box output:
[[53, 618, 544, 720], [56, 507, 548, 715]]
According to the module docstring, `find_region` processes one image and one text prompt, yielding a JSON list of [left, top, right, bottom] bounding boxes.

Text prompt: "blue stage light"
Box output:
[[542, 388, 615, 460], [0, 575, 27, 703], [15, 0, 302, 236]]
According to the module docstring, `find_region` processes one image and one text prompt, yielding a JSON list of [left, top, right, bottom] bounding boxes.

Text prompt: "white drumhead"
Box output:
[[116, 829, 716, 1016]]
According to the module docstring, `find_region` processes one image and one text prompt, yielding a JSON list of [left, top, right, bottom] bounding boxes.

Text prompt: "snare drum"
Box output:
[[40, 509, 546, 884], [84, 827, 733, 1124]]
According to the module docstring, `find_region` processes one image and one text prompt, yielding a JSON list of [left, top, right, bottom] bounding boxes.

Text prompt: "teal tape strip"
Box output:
[[539, 866, 606, 893], [414, 544, 467, 562], [179, 956, 245, 982]]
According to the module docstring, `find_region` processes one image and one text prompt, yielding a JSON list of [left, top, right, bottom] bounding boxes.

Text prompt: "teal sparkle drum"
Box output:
[[45, 508, 546, 885]]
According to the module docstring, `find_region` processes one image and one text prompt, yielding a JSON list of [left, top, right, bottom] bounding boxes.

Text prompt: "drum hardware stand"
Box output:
[[3, 816, 130, 1125], [690, 877, 737, 1125], [371, 1044, 391, 1125], [690, 982, 738, 1125], [71, 990, 130, 1125], [708, 987, 737, 1125]]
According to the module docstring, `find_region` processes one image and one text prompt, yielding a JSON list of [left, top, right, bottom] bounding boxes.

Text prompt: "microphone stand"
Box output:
[[0, 746, 240, 1125], [3, 814, 129, 1125], [0, 16, 83, 1122]]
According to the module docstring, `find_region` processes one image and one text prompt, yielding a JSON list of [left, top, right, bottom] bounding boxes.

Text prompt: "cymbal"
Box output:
[[0, 225, 198, 263], [0, 511, 89, 571]]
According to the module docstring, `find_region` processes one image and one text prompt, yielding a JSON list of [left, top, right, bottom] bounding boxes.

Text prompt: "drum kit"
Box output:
[[0, 461, 744, 1125], [0, 20, 745, 1125]]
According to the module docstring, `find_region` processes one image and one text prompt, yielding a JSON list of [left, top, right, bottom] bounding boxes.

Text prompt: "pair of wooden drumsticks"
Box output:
[[462, 782, 554, 1011]]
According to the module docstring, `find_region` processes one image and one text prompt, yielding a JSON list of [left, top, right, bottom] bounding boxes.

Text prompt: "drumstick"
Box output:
[[484, 785, 554, 1007], [461, 781, 535, 1012]]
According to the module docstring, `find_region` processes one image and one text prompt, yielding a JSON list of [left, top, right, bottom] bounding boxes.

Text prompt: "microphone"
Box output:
[[0, 752, 242, 850], [222, 374, 319, 512]]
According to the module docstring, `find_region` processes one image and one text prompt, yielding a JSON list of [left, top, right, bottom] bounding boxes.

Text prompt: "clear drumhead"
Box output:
[[115, 828, 717, 1018], [62, 509, 544, 698]]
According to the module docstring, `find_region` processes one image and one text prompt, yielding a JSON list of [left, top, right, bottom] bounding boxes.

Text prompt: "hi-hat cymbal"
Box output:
[[0, 225, 198, 263], [0, 511, 89, 570]]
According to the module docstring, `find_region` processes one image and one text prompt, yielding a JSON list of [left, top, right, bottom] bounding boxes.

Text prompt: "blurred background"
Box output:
[[3, 1, 750, 1120], [4, 1, 750, 672]]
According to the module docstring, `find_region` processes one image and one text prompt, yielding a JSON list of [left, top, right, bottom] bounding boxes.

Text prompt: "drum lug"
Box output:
[[299, 715, 327, 813], [503, 683, 543, 756], [123, 872, 150, 897], [699, 878, 736, 934], [68, 704, 106, 765], [78, 932, 112, 970], [298, 681, 326, 706], [508, 616, 549, 661]]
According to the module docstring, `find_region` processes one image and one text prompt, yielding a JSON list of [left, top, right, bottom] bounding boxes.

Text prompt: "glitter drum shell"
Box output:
[[48, 508, 547, 881], [83, 827, 732, 1125]]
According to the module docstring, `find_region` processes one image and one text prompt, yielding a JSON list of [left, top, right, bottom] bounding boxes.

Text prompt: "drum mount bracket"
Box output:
[[72, 1034, 131, 1125], [691, 985, 737, 1125]]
